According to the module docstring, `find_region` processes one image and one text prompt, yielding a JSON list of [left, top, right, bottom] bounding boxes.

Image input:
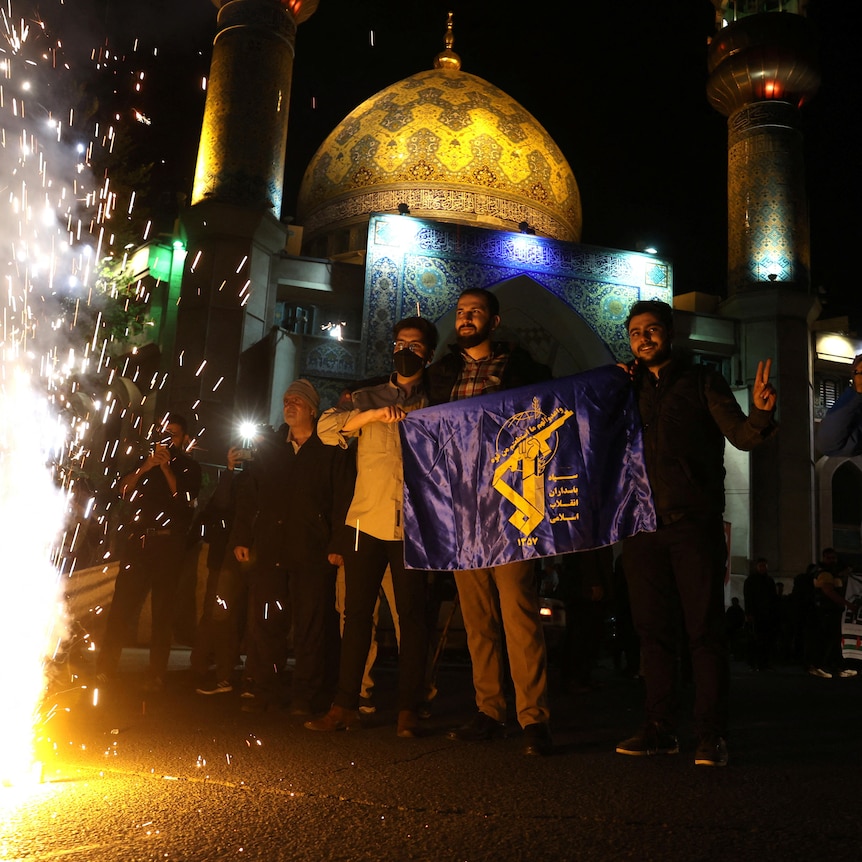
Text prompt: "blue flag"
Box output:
[[399, 365, 656, 570]]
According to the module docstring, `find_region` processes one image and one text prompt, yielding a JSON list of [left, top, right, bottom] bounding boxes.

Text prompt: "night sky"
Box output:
[[40, 0, 861, 319]]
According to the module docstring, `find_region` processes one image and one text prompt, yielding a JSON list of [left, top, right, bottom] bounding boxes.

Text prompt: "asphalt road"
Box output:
[[5, 650, 859, 862]]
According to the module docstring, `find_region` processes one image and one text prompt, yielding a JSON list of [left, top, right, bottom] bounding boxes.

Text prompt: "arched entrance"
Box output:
[[817, 456, 862, 568], [433, 274, 613, 377]]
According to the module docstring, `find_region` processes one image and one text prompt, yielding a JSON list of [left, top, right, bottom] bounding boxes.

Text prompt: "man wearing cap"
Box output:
[[231, 379, 355, 713]]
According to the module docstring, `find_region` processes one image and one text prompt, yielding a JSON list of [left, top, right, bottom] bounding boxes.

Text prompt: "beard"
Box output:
[[456, 318, 494, 350], [637, 342, 671, 368]]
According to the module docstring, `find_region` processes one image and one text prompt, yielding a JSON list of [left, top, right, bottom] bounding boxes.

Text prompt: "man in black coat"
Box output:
[[231, 379, 355, 713], [615, 300, 777, 767], [97, 414, 202, 692]]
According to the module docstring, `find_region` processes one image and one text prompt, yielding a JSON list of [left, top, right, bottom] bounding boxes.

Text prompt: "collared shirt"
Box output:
[[450, 350, 509, 401], [317, 375, 426, 542]]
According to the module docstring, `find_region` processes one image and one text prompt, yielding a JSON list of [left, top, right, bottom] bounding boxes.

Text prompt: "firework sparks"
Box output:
[[0, 2, 168, 786]]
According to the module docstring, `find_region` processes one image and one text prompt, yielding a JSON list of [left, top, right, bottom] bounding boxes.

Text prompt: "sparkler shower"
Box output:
[[0, 1, 162, 784]]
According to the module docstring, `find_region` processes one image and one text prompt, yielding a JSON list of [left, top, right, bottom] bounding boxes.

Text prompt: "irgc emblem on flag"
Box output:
[[399, 365, 656, 570]]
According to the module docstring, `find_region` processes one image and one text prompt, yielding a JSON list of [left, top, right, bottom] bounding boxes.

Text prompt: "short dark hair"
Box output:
[[625, 299, 674, 334], [459, 288, 499, 317], [393, 316, 439, 352], [165, 413, 188, 434]]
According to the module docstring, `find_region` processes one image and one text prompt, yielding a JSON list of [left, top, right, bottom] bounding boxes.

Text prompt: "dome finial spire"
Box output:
[[433, 11, 461, 70]]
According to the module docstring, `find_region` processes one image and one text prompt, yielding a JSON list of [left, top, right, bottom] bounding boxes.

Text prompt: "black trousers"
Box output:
[[190, 555, 249, 681], [334, 533, 428, 712], [97, 532, 185, 679], [623, 514, 729, 738], [811, 606, 844, 671], [246, 562, 339, 707]]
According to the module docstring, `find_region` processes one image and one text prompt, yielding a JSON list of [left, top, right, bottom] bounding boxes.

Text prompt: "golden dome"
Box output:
[[296, 59, 581, 253]]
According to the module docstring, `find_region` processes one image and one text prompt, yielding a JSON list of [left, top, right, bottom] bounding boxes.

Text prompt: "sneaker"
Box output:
[[446, 711, 505, 743], [808, 667, 833, 679], [694, 735, 728, 767], [358, 695, 376, 715], [839, 668, 858, 678], [616, 723, 679, 756], [196, 680, 233, 695]]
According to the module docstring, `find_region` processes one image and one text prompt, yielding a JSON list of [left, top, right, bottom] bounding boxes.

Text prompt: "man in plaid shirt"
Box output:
[[427, 288, 554, 756]]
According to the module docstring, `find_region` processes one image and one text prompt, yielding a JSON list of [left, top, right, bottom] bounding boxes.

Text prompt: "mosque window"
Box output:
[[818, 378, 841, 413], [719, 0, 805, 24], [694, 355, 731, 380], [280, 303, 312, 334]]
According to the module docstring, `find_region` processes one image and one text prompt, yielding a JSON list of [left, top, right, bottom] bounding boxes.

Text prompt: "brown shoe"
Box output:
[[304, 704, 360, 732], [396, 709, 419, 738]]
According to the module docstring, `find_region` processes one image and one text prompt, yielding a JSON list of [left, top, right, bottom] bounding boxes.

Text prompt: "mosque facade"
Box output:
[[123, 0, 860, 585]]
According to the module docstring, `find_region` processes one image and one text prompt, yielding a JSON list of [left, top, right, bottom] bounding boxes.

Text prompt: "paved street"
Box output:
[[4, 650, 859, 862]]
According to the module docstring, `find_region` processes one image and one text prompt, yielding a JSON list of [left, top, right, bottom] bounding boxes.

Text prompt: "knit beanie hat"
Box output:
[[285, 378, 320, 417]]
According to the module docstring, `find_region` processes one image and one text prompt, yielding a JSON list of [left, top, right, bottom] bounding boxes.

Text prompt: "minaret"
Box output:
[[169, 0, 318, 453], [706, 1, 820, 576]]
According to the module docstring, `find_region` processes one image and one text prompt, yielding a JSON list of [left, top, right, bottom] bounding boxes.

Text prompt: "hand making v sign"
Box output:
[[753, 358, 777, 411]]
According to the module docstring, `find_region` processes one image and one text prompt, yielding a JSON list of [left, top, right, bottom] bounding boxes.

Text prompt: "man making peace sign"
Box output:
[[616, 300, 777, 767]]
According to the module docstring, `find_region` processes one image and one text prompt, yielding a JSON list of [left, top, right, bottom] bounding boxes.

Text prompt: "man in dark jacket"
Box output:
[[97, 414, 201, 692], [231, 379, 355, 713], [427, 287, 555, 756], [615, 300, 776, 767]]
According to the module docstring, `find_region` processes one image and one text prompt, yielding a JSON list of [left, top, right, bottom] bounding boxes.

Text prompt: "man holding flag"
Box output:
[[615, 300, 777, 767], [426, 288, 555, 756]]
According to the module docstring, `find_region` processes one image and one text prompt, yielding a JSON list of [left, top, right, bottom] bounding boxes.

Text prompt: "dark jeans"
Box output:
[[97, 532, 186, 679], [289, 564, 340, 709], [191, 556, 249, 681], [623, 514, 729, 738], [246, 562, 339, 708], [746, 616, 776, 670], [334, 533, 428, 712], [244, 566, 290, 699]]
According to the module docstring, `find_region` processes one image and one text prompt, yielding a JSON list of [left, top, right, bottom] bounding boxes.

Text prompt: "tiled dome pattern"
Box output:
[[297, 68, 581, 245]]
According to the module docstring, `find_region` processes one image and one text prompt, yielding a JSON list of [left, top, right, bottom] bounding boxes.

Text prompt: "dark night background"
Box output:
[[34, 0, 861, 320]]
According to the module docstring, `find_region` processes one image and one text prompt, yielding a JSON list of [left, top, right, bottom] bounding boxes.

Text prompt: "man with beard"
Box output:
[[427, 288, 554, 756], [305, 317, 437, 738], [615, 300, 776, 767]]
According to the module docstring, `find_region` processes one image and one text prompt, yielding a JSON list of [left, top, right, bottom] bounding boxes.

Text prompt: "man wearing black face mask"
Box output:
[[306, 316, 438, 738]]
